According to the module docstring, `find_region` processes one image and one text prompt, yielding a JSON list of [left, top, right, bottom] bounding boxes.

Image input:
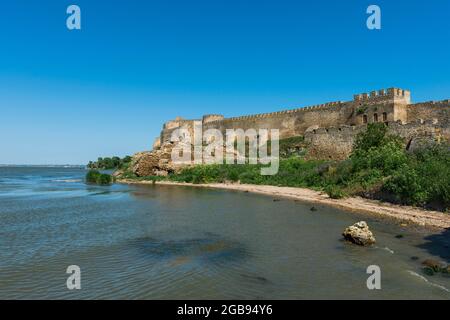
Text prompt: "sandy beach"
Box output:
[[117, 179, 450, 229]]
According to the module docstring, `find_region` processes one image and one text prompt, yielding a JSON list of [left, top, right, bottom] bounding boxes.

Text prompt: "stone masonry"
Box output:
[[152, 87, 449, 161]]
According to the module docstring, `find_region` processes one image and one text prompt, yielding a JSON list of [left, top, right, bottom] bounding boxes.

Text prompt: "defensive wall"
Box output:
[[153, 88, 450, 160]]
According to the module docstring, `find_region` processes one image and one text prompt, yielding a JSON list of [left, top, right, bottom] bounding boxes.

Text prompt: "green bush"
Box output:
[[353, 123, 390, 151], [279, 136, 306, 158], [85, 170, 113, 185], [383, 146, 450, 208], [227, 169, 240, 182], [97, 174, 113, 185], [87, 155, 132, 169], [383, 165, 428, 205], [325, 185, 347, 199], [86, 170, 101, 183], [167, 158, 325, 188]]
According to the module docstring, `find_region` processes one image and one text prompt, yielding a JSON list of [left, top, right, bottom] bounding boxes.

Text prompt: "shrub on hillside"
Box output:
[[383, 146, 450, 208], [85, 170, 113, 185], [324, 185, 347, 199]]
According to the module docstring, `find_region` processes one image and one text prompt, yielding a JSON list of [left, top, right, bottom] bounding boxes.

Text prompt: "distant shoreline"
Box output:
[[117, 179, 450, 230]]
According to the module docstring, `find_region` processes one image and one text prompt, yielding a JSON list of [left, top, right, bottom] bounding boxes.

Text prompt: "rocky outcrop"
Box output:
[[131, 142, 189, 177], [342, 221, 376, 246], [132, 151, 161, 176]]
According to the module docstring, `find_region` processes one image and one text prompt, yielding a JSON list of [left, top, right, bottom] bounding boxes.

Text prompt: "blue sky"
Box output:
[[0, 0, 449, 164]]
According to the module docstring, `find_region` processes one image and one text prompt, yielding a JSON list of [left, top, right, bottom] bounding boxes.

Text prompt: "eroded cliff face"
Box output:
[[130, 142, 181, 177]]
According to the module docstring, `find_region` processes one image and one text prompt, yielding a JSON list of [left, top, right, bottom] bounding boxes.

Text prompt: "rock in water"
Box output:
[[422, 259, 445, 273], [342, 221, 376, 246]]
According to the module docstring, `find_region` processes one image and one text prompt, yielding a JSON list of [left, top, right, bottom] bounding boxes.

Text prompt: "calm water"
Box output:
[[0, 167, 449, 299]]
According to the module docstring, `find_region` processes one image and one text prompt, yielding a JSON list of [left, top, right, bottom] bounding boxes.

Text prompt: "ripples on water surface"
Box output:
[[0, 167, 449, 299]]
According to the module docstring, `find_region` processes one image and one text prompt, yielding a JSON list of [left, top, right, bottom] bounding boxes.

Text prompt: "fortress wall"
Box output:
[[160, 101, 355, 145], [154, 89, 449, 158], [294, 102, 354, 135], [161, 120, 199, 143], [388, 119, 450, 143], [215, 115, 301, 138], [305, 121, 446, 160], [407, 100, 450, 124], [203, 114, 224, 124], [202, 120, 226, 133], [202, 101, 352, 139], [304, 125, 364, 160]]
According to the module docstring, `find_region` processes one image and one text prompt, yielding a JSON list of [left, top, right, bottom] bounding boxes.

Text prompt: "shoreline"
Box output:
[[117, 179, 450, 230]]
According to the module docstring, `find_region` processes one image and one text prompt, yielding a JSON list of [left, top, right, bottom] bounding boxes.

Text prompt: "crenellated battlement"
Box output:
[[163, 117, 200, 130], [202, 114, 224, 124], [353, 87, 411, 105], [155, 87, 448, 153], [409, 99, 450, 107], [202, 101, 345, 125]]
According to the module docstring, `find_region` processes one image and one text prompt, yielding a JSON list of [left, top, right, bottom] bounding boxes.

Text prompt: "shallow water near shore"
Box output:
[[0, 167, 449, 299]]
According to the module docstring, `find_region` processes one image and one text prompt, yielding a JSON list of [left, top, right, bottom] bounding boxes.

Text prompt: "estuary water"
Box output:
[[0, 166, 449, 299]]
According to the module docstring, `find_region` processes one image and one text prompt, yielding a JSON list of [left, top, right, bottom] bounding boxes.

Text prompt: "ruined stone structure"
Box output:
[[152, 88, 449, 161]]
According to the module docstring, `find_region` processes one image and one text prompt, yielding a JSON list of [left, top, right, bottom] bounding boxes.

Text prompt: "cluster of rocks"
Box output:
[[342, 221, 376, 246], [119, 138, 246, 178], [421, 259, 450, 276], [130, 142, 186, 177]]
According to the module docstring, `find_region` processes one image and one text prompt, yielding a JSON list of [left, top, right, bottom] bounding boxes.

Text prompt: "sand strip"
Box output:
[[117, 179, 450, 229]]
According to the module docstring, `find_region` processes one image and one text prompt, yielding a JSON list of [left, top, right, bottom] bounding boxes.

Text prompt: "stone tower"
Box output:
[[352, 88, 411, 125]]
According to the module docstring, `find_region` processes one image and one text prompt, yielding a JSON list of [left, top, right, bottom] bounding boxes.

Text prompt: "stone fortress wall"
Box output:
[[154, 88, 450, 160]]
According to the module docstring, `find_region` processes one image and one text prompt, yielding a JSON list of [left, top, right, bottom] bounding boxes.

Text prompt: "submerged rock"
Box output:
[[423, 267, 435, 276], [342, 221, 376, 246], [421, 259, 450, 276], [422, 259, 446, 273]]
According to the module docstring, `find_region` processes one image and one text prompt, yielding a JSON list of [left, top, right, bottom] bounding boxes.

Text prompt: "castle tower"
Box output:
[[352, 88, 411, 125]]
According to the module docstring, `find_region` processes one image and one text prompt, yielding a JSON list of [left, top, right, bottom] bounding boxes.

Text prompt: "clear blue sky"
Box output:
[[0, 0, 449, 164]]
